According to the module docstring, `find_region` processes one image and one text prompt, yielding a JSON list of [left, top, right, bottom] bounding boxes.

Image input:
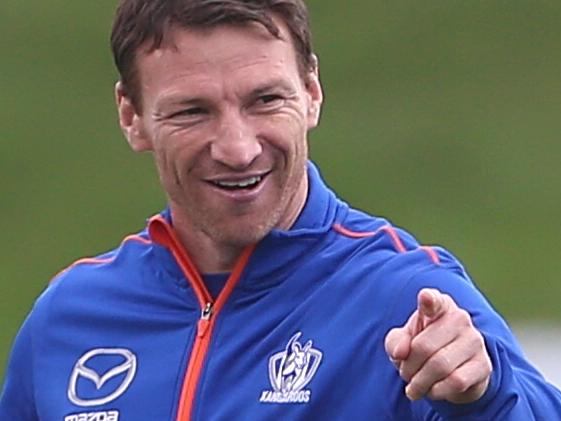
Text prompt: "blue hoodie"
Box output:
[[2, 163, 560, 420]]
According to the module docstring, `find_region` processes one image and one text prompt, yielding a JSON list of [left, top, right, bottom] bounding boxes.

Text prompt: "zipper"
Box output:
[[175, 302, 215, 421], [201, 302, 213, 320], [196, 303, 213, 340], [175, 246, 253, 421], [147, 216, 255, 421]]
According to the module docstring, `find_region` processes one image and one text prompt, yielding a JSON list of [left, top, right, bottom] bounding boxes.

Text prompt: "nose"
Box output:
[[210, 110, 262, 169]]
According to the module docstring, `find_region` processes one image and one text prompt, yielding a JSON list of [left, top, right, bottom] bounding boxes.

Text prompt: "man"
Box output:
[[1, 0, 560, 420]]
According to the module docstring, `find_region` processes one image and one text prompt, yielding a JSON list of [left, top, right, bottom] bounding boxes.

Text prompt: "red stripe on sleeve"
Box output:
[[333, 223, 440, 265]]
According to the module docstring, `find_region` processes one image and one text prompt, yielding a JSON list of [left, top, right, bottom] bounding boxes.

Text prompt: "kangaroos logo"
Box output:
[[259, 332, 323, 404]]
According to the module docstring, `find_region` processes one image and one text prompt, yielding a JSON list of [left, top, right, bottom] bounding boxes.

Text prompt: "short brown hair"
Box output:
[[110, 0, 314, 110]]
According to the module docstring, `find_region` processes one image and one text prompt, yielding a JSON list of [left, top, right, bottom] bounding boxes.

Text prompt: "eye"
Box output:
[[169, 107, 207, 118], [252, 94, 285, 113], [259, 94, 283, 105]]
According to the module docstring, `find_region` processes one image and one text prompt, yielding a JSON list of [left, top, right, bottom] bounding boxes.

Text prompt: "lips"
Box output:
[[208, 172, 270, 191], [213, 175, 263, 190]]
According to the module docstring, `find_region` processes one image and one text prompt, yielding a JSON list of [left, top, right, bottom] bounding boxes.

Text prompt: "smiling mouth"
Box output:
[[211, 174, 265, 191]]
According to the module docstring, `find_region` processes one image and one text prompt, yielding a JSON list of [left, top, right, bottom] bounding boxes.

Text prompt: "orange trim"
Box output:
[[380, 226, 407, 253], [147, 216, 255, 421], [333, 223, 407, 251], [175, 246, 254, 421], [419, 246, 440, 265], [148, 216, 210, 306], [333, 223, 440, 265], [123, 234, 152, 245], [51, 234, 152, 281], [332, 223, 376, 238], [51, 257, 115, 281]]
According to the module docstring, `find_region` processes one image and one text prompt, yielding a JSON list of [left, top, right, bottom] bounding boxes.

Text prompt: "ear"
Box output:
[[115, 81, 151, 152], [305, 54, 324, 130]]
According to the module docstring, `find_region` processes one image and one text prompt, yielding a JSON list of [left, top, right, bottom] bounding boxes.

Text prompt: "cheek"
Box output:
[[151, 147, 188, 192], [152, 129, 203, 172], [260, 113, 308, 154]]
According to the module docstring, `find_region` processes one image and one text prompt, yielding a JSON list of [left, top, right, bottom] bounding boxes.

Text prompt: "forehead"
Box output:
[[134, 18, 302, 104]]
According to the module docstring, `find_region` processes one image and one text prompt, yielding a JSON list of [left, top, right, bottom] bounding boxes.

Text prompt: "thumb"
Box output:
[[417, 288, 448, 328], [385, 327, 412, 362]]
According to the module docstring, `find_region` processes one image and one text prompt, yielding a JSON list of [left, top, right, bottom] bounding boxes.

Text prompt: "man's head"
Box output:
[[111, 0, 315, 111], [112, 0, 323, 271]]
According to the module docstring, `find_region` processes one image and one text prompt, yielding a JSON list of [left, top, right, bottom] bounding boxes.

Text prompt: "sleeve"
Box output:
[[0, 314, 39, 421], [384, 262, 561, 420]]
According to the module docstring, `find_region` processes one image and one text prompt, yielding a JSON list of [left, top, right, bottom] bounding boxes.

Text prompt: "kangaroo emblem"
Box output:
[[278, 333, 314, 393], [260, 332, 323, 404]]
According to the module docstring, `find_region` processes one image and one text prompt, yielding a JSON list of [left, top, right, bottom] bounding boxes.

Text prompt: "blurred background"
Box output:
[[1, 1, 560, 385]]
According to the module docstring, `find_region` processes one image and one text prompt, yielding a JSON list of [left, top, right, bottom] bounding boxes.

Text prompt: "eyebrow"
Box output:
[[153, 78, 298, 113], [156, 96, 205, 109], [152, 96, 207, 118], [249, 79, 297, 99]]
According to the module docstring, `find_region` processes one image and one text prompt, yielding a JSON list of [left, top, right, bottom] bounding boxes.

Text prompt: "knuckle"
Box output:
[[442, 293, 456, 309], [434, 351, 453, 369], [468, 330, 488, 355], [426, 383, 446, 401], [447, 371, 471, 393], [453, 308, 472, 327], [485, 356, 493, 373], [464, 332, 480, 348], [477, 332, 488, 348], [479, 355, 493, 376], [427, 352, 453, 378], [410, 336, 434, 359]]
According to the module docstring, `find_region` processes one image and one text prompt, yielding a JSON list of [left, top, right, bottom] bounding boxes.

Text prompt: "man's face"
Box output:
[[117, 18, 323, 250]]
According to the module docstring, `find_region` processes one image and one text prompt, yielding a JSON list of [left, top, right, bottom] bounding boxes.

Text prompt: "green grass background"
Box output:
[[2, 1, 560, 379]]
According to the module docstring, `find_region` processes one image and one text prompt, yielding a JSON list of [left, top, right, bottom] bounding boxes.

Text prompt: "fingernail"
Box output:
[[427, 289, 437, 301], [424, 289, 437, 306], [405, 385, 418, 401]]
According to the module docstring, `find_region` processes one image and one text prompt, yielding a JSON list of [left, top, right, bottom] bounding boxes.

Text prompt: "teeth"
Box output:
[[215, 176, 262, 188]]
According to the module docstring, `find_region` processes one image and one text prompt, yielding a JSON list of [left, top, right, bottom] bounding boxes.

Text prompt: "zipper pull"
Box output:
[[201, 302, 213, 320], [197, 302, 213, 338]]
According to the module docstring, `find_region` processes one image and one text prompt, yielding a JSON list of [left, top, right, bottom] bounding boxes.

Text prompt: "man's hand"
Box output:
[[384, 288, 492, 404]]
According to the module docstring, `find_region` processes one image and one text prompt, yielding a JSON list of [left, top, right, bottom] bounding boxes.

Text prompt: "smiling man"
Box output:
[[116, 14, 321, 273], [1, 1, 561, 420]]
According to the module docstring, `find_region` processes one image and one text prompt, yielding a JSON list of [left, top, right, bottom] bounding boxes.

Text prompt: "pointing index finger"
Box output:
[[417, 288, 449, 330]]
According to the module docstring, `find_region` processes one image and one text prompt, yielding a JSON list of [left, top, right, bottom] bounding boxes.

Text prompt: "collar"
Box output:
[[147, 161, 346, 291]]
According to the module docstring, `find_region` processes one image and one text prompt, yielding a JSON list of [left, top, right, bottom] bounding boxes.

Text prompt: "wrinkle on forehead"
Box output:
[[137, 22, 301, 110], [145, 18, 287, 62], [136, 15, 295, 75], [151, 65, 294, 116]]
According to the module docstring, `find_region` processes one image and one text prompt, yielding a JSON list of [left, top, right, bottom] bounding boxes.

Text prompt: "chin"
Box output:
[[211, 217, 277, 247], [225, 226, 271, 247]]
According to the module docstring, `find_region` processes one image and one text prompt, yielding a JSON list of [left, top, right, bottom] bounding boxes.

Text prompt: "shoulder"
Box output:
[[52, 230, 152, 284], [331, 206, 479, 308], [31, 230, 155, 324], [331, 207, 517, 349], [332, 207, 464, 274]]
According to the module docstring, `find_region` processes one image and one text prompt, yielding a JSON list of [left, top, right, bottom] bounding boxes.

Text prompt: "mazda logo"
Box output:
[[68, 348, 137, 407]]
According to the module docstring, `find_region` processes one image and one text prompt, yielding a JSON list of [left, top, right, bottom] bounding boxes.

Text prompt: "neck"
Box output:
[[168, 173, 309, 273], [169, 209, 243, 273]]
